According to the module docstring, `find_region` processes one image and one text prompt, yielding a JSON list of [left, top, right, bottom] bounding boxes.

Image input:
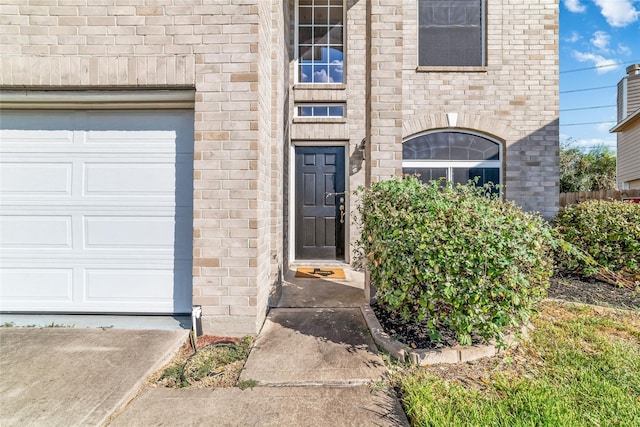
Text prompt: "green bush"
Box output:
[[357, 177, 553, 345], [553, 200, 640, 275]]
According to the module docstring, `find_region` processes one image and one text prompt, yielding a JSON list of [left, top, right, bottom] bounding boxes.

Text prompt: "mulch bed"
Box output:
[[374, 275, 639, 351], [547, 274, 639, 310], [384, 275, 639, 394], [372, 303, 487, 350]]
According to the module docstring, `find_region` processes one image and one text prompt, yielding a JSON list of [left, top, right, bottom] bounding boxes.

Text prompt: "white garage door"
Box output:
[[0, 110, 193, 314]]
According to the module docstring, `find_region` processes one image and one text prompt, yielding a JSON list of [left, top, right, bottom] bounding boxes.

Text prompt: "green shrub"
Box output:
[[553, 200, 640, 275], [357, 177, 553, 345]]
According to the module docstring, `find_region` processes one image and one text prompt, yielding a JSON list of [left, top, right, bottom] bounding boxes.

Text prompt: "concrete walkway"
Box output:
[[112, 268, 409, 426], [0, 328, 187, 427], [0, 268, 408, 426]]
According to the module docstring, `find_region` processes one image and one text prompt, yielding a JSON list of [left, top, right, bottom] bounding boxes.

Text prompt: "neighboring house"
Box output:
[[0, 0, 559, 336], [611, 64, 640, 190]]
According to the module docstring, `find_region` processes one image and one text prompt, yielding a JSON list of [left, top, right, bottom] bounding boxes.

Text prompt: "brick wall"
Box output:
[[0, 0, 559, 332], [398, 0, 560, 219], [0, 0, 286, 336]]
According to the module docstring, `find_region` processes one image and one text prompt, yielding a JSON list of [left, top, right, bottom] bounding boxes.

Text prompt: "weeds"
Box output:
[[155, 336, 254, 389]]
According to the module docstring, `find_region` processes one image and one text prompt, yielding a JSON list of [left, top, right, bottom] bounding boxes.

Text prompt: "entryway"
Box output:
[[294, 146, 345, 260]]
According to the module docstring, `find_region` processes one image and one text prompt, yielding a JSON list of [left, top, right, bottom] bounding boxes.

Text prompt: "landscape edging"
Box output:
[[360, 305, 531, 365]]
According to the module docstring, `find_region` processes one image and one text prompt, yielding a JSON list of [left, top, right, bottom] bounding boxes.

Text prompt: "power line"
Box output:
[[560, 59, 640, 74], [560, 85, 616, 94], [560, 120, 616, 127], [560, 104, 616, 112]]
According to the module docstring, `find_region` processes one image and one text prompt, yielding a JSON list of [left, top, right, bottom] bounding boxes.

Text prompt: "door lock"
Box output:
[[339, 200, 346, 224]]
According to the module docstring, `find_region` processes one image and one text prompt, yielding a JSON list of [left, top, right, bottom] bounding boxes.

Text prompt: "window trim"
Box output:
[[416, 0, 487, 68], [294, 0, 346, 85], [402, 129, 503, 189]]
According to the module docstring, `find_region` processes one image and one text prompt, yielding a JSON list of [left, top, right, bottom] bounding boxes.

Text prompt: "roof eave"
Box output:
[[610, 108, 640, 133]]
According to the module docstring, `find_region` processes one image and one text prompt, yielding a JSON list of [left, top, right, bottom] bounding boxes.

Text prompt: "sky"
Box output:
[[560, 0, 640, 151]]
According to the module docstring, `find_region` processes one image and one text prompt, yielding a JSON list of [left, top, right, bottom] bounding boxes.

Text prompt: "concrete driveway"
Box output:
[[0, 328, 187, 427]]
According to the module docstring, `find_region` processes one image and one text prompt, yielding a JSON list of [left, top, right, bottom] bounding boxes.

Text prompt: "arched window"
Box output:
[[402, 131, 501, 187]]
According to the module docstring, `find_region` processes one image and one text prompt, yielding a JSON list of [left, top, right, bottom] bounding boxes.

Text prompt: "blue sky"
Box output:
[[560, 0, 640, 151]]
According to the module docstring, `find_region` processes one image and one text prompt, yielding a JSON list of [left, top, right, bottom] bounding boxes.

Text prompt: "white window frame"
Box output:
[[402, 129, 502, 187], [402, 160, 501, 183], [294, 0, 346, 84], [295, 103, 346, 117]]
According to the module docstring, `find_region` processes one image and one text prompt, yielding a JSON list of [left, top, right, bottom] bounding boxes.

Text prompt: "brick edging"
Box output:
[[360, 305, 531, 365]]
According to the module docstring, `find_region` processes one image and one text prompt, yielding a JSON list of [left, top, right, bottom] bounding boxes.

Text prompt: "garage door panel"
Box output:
[[0, 109, 194, 314], [84, 111, 194, 155], [85, 268, 175, 302], [0, 129, 74, 147], [1, 209, 190, 258], [84, 163, 176, 196], [84, 216, 176, 249], [0, 215, 72, 248], [0, 268, 73, 301], [0, 162, 72, 195]]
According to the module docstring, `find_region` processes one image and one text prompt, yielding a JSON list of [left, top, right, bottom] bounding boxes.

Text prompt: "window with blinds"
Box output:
[[418, 0, 485, 67]]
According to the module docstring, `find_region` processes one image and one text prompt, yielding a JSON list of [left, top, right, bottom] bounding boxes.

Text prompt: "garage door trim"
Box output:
[[0, 89, 195, 110]]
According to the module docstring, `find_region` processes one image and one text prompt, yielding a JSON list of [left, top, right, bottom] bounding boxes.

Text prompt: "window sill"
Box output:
[[294, 83, 347, 91], [416, 66, 488, 73], [292, 117, 347, 124]]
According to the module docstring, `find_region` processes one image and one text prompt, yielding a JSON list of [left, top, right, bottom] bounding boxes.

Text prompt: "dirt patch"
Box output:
[[146, 335, 253, 389]]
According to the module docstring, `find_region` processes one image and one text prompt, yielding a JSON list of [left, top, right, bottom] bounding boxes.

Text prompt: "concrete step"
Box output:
[[240, 308, 387, 386], [275, 268, 366, 308]]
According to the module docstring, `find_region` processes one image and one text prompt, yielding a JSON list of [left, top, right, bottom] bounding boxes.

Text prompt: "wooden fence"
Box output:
[[559, 189, 640, 207]]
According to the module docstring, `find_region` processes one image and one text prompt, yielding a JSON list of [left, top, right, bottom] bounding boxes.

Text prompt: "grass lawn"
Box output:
[[394, 301, 640, 426]]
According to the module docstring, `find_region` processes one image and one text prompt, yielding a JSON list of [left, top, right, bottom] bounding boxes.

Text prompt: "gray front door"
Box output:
[[294, 146, 345, 260]]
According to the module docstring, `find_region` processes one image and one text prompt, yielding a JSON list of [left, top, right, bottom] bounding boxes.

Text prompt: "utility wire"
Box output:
[[561, 120, 616, 127], [560, 59, 640, 74], [560, 85, 616, 94], [560, 104, 616, 112]]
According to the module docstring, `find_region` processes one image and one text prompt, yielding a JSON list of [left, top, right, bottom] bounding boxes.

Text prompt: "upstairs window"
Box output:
[[418, 0, 485, 67], [296, 104, 345, 117], [403, 131, 501, 188], [297, 0, 344, 83]]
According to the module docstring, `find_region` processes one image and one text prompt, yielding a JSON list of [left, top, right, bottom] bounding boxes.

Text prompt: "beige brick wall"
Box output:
[[398, 0, 560, 219], [0, 0, 286, 336], [0, 0, 559, 333], [367, 0, 404, 184]]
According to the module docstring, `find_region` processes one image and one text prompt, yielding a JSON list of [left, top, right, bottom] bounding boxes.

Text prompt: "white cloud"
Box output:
[[565, 0, 586, 13], [562, 136, 617, 151], [618, 43, 632, 55], [564, 31, 582, 43], [596, 122, 616, 133], [572, 51, 621, 73], [593, 0, 639, 27], [590, 31, 610, 51]]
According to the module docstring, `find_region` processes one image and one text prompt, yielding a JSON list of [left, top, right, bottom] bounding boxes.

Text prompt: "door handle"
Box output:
[[339, 197, 345, 224], [325, 191, 346, 199]]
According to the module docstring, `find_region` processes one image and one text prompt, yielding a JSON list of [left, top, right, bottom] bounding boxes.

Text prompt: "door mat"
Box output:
[[295, 268, 346, 279]]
